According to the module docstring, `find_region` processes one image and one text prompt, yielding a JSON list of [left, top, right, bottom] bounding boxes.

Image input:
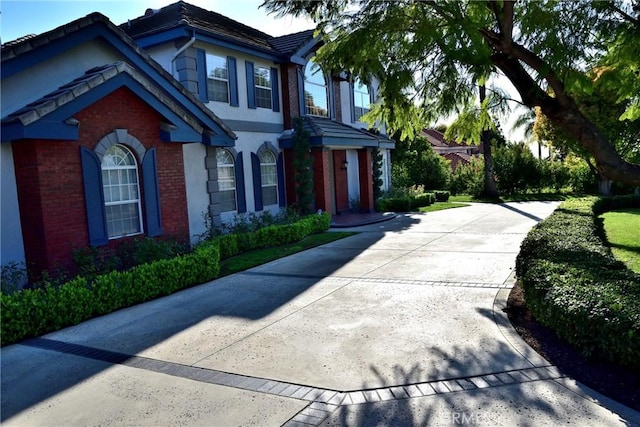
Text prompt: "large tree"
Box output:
[[263, 0, 640, 186]]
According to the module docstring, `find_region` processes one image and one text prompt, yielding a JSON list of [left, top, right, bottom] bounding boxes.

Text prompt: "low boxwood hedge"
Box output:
[[376, 193, 439, 212], [516, 195, 640, 371], [1, 213, 331, 346]]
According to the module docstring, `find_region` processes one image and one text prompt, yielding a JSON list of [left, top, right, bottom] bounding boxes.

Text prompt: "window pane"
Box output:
[[254, 67, 271, 88], [354, 79, 371, 121], [304, 60, 329, 116], [219, 190, 236, 212], [256, 87, 272, 109], [208, 79, 229, 103], [262, 186, 277, 206], [206, 54, 229, 103], [261, 164, 277, 185], [216, 149, 236, 211], [101, 144, 142, 239]]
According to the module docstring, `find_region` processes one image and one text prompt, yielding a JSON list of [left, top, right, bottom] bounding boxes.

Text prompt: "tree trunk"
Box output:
[[479, 85, 499, 197]]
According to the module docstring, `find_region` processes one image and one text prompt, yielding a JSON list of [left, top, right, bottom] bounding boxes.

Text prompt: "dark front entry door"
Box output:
[[333, 150, 350, 213]]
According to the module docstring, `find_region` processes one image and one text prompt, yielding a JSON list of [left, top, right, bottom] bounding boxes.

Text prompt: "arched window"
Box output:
[[304, 60, 329, 117], [217, 149, 237, 212], [259, 150, 278, 206], [353, 79, 371, 121], [101, 144, 143, 238]]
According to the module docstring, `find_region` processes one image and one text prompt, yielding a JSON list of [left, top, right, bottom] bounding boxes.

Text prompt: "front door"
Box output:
[[333, 150, 350, 213]]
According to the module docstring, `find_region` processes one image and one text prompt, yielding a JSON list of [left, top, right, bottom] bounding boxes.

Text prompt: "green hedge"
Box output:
[[434, 190, 450, 202], [376, 193, 437, 212], [1, 213, 331, 346], [217, 212, 331, 259], [516, 195, 640, 371]]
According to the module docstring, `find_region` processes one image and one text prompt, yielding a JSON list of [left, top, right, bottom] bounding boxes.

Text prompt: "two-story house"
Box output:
[[122, 1, 394, 220], [0, 1, 393, 279]]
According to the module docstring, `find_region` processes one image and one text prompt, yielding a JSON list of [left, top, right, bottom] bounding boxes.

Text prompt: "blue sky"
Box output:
[[0, 0, 314, 43]]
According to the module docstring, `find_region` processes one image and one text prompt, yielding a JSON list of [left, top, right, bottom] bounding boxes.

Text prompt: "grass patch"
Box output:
[[219, 232, 356, 277], [450, 192, 572, 204], [601, 208, 640, 273], [418, 202, 469, 213]]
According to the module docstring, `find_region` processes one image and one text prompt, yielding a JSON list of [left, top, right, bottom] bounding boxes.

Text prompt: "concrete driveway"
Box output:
[[2, 201, 639, 426]]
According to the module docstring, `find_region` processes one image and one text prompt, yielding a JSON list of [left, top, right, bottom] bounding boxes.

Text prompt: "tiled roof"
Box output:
[[1, 12, 235, 140], [123, 1, 278, 55], [281, 116, 394, 148], [122, 1, 316, 59], [3, 61, 202, 134], [268, 29, 316, 55], [1, 13, 111, 62]]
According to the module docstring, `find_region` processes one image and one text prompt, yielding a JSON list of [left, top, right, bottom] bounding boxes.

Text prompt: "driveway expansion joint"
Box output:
[[21, 338, 567, 427]]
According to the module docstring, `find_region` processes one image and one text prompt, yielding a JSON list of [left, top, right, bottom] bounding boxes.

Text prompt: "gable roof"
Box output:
[[268, 29, 316, 56], [121, 1, 317, 63], [2, 61, 214, 143], [1, 12, 235, 145]]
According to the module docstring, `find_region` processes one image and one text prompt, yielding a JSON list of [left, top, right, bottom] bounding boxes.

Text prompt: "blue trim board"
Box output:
[[1, 25, 105, 79], [135, 27, 283, 63], [2, 120, 79, 142], [128, 27, 192, 49], [3, 74, 202, 143]]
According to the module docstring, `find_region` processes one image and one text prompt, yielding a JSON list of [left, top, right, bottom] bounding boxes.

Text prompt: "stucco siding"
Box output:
[[182, 143, 209, 243], [1, 144, 26, 266], [1, 40, 121, 118]]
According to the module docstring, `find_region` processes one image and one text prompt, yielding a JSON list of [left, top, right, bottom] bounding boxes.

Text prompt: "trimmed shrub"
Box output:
[[516, 196, 640, 371], [434, 190, 450, 202], [411, 193, 435, 208], [376, 196, 412, 212], [0, 241, 221, 346]]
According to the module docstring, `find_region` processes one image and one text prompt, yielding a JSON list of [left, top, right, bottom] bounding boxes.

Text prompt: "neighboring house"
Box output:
[[1, 13, 235, 276], [421, 128, 482, 171], [1, 1, 394, 278], [122, 1, 393, 216]]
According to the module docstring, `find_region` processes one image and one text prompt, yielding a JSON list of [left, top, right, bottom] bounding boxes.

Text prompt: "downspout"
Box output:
[[170, 31, 196, 78]]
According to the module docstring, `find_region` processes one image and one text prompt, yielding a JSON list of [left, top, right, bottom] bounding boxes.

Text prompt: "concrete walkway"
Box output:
[[2, 202, 639, 426]]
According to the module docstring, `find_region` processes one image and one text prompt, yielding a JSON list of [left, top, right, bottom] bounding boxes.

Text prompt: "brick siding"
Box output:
[[13, 87, 189, 277]]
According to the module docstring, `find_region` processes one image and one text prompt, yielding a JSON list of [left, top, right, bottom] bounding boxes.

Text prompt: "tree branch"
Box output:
[[480, 28, 571, 107]]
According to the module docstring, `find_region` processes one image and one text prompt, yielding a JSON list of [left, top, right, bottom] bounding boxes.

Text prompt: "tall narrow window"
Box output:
[[206, 53, 229, 103], [101, 144, 143, 238], [353, 80, 371, 121], [304, 61, 329, 117], [255, 66, 272, 109], [260, 150, 278, 205], [217, 149, 237, 212]]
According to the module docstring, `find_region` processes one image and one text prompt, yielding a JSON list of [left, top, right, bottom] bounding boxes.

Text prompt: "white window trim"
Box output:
[[206, 53, 230, 103], [254, 65, 272, 109], [102, 144, 144, 239], [259, 151, 278, 206]]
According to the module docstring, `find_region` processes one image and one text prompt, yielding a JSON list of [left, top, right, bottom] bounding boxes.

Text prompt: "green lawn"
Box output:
[[449, 192, 571, 203], [418, 202, 470, 212], [219, 231, 356, 277], [601, 208, 640, 273]]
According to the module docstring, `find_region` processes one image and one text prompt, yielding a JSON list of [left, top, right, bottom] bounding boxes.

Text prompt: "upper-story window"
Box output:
[[101, 144, 143, 238], [217, 149, 237, 212], [353, 79, 371, 121], [206, 53, 229, 103], [254, 66, 272, 109], [259, 150, 278, 206], [304, 61, 329, 117]]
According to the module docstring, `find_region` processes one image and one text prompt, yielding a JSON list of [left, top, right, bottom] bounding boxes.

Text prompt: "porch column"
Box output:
[[358, 148, 375, 212], [312, 148, 333, 213]]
